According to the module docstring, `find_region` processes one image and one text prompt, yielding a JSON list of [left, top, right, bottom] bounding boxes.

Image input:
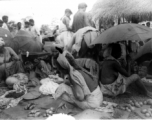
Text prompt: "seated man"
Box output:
[[0, 38, 24, 81], [100, 44, 152, 98], [53, 48, 103, 110]]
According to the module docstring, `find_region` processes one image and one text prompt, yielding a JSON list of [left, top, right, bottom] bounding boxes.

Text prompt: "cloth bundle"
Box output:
[[39, 76, 62, 95], [76, 58, 99, 81], [72, 26, 98, 54], [6, 73, 28, 88]]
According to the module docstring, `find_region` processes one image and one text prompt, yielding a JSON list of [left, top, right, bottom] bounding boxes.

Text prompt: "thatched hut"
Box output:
[[91, 0, 152, 26]]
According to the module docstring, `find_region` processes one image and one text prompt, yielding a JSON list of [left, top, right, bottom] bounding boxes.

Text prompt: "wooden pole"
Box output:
[[123, 14, 125, 23]]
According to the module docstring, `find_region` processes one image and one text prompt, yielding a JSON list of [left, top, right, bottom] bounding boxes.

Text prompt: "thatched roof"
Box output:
[[91, 0, 152, 22]]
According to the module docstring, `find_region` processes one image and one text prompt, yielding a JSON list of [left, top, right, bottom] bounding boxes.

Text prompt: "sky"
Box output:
[[0, 0, 96, 28]]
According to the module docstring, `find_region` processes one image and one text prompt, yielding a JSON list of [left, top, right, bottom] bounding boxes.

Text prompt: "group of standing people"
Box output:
[[56, 3, 95, 51], [0, 16, 10, 31], [0, 15, 41, 41]]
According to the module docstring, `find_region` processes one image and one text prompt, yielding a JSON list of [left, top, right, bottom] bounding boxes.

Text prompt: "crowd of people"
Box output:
[[0, 2, 152, 115], [0, 16, 40, 39]]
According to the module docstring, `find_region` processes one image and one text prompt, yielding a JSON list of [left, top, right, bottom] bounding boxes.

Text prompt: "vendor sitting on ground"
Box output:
[[100, 43, 152, 98], [0, 38, 24, 81], [53, 47, 103, 110]]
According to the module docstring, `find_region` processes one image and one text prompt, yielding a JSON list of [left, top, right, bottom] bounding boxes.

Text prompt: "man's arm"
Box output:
[[113, 61, 129, 77], [8, 47, 19, 60]]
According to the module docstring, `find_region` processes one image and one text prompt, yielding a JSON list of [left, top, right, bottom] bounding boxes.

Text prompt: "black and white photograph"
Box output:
[[0, 0, 152, 119]]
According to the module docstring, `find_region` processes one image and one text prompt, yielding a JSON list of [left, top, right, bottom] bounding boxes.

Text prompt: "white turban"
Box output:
[[0, 37, 5, 46]]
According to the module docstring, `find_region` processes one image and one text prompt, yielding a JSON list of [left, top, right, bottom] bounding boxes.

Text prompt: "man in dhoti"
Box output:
[[56, 9, 73, 52]]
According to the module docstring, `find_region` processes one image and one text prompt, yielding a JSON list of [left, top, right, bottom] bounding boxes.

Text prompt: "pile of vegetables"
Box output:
[[118, 99, 152, 112], [141, 108, 152, 117], [141, 78, 152, 84], [140, 99, 152, 117]]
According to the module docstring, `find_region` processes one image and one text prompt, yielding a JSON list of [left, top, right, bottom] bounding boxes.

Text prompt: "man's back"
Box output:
[[72, 11, 86, 33]]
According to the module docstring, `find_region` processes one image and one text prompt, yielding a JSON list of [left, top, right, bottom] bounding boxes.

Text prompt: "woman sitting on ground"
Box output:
[[100, 43, 152, 98], [0, 38, 24, 81], [53, 47, 103, 110]]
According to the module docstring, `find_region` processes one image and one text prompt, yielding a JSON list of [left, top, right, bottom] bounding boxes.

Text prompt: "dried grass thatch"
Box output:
[[91, 0, 152, 22]]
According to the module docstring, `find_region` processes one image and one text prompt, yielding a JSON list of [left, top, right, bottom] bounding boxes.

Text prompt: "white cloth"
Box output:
[[2, 23, 9, 31], [56, 31, 73, 51], [46, 113, 75, 120], [29, 26, 41, 43], [54, 84, 103, 109], [57, 16, 73, 51], [59, 16, 70, 33], [29, 26, 40, 37], [39, 78, 59, 95]]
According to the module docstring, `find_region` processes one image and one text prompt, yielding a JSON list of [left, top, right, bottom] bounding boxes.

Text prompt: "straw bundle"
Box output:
[[91, 0, 152, 22]]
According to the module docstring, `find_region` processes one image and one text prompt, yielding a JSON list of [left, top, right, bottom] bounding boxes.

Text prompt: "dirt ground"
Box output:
[[0, 84, 151, 119]]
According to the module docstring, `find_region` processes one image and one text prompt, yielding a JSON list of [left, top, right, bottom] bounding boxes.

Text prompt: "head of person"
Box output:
[[0, 20, 3, 27], [103, 45, 112, 58], [65, 9, 72, 18], [24, 21, 29, 28], [12, 23, 17, 31], [146, 22, 150, 27], [8, 21, 14, 26], [56, 25, 59, 30], [2, 15, 8, 23], [103, 43, 121, 59], [112, 21, 115, 26], [0, 37, 5, 52], [29, 19, 34, 26], [111, 43, 122, 59], [17, 22, 22, 30], [78, 3, 87, 12]]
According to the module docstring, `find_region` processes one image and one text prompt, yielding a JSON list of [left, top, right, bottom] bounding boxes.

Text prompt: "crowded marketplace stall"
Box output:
[[1, 0, 152, 119]]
